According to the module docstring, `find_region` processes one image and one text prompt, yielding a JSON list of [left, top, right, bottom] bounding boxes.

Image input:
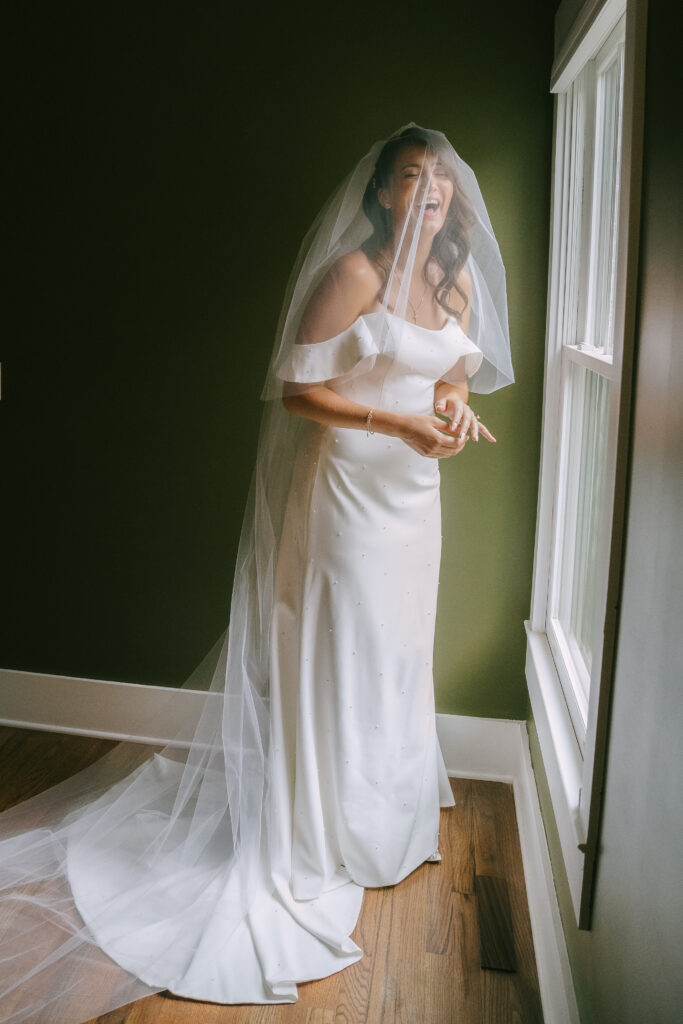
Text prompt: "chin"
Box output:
[[420, 218, 444, 239]]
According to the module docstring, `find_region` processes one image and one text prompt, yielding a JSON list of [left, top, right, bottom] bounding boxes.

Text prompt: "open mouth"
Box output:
[[424, 200, 440, 213]]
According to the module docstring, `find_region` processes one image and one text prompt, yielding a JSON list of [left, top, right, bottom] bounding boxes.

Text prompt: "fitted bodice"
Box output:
[[276, 309, 484, 415]]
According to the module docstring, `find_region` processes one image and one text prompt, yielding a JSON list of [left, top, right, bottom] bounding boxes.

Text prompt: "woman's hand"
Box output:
[[399, 414, 470, 459], [434, 394, 496, 444]]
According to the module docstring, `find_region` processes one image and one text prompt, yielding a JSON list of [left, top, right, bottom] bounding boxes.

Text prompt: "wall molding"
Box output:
[[0, 670, 578, 1023]]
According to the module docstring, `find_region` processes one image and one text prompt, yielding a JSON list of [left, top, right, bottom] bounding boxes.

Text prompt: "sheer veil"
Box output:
[[0, 123, 513, 1022]]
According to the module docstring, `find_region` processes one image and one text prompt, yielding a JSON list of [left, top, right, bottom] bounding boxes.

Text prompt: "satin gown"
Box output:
[[65, 309, 484, 1006]]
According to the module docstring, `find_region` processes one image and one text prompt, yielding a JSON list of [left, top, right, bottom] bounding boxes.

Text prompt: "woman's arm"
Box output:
[[284, 385, 469, 459]]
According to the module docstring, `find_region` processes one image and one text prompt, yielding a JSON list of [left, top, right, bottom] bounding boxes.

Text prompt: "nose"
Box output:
[[418, 171, 438, 197], [420, 178, 439, 206]]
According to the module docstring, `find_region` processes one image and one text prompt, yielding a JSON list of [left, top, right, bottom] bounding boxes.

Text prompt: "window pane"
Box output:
[[558, 364, 611, 687], [587, 46, 624, 354], [561, 79, 586, 350]]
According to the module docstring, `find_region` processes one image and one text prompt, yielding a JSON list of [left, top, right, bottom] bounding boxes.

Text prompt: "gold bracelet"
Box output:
[[366, 408, 375, 435]]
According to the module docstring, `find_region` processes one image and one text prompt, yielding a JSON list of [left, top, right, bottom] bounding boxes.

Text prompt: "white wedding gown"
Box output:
[[4, 310, 484, 1017]]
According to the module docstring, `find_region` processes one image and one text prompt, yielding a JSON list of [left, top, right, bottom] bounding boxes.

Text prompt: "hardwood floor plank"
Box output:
[[449, 891, 483, 1024], [446, 778, 475, 894], [492, 785, 543, 1023], [492, 786, 540, 988], [0, 726, 116, 812], [471, 779, 504, 876], [349, 882, 395, 1023], [474, 874, 516, 971], [366, 876, 408, 1023], [306, 1010, 336, 1024], [426, 863, 455, 956], [480, 968, 514, 1024], [472, 781, 544, 1024], [394, 865, 436, 1023]]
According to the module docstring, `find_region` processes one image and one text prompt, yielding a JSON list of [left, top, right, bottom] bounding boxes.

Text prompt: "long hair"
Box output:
[[360, 126, 478, 321]]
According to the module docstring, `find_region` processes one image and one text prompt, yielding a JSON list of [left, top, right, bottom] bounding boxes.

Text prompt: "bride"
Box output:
[[0, 124, 513, 1022]]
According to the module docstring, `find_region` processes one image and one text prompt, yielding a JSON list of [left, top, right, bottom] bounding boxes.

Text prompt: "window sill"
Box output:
[[524, 620, 585, 924]]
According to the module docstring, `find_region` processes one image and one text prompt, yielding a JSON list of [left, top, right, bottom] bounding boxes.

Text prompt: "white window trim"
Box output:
[[525, 0, 647, 928]]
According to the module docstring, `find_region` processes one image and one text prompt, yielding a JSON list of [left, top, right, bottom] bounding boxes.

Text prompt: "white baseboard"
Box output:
[[0, 668, 218, 746], [0, 670, 578, 1023], [435, 711, 522, 782]]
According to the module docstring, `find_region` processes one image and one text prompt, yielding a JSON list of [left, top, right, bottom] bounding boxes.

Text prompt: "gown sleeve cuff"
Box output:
[[438, 329, 485, 385], [275, 317, 379, 385]]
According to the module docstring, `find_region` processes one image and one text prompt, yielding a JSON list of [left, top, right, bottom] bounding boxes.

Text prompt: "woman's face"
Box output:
[[378, 144, 454, 238]]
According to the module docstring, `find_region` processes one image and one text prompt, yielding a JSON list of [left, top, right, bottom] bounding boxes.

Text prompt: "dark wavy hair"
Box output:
[[360, 127, 477, 321]]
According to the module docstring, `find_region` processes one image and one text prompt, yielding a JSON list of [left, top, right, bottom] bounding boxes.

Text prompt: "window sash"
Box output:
[[548, 360, 612, 742], [584, 22, 626, 353]]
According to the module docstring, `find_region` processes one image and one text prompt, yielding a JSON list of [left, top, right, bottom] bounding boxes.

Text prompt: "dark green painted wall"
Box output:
[[3, 2, 554, 717]]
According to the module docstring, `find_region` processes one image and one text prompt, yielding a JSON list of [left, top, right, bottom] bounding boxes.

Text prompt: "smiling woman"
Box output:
[[0, 124, 514, 1021], [366, 141, 476, 328]]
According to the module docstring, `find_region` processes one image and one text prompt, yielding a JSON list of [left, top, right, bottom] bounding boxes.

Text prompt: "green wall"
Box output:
[[3, 2, 554, 717], [529, 4, 683, 1020]]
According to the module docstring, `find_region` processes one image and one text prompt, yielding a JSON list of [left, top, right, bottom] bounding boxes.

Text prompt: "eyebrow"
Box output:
[[400, 161, 445, 171]]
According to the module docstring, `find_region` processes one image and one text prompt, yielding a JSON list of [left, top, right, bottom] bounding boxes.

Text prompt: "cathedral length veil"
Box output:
[[0, 124, 514, 1022]]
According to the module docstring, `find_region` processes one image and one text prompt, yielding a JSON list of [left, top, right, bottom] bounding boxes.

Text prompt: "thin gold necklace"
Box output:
[[378, 249, 431, 324], [407, 282, 428, 323]]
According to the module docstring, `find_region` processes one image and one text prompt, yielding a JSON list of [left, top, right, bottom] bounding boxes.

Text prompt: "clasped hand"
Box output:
[[401, 396, 496, 459]]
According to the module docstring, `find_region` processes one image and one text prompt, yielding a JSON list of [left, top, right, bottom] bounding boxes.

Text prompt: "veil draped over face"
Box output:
[[0, 124, 513, 1022]]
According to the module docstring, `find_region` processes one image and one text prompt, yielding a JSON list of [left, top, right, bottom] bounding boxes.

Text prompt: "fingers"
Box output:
[[477, 421, 497, 443], [443, 406, 471, 443], [447, 402, 465, 435], [442, 400, 473, 441], [434, 397, 465, 436], [429, 426, 467, 458], [430, 423, 459, 444], [418, 413, 497, 458], [443, 434, 468, 457], [456, 410, 473, 442], [448, 406, 497, 445], [430, 415, 457, 432]]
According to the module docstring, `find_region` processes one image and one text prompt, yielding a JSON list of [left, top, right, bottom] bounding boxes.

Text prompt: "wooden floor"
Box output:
[[0, 728, 544, 1024]]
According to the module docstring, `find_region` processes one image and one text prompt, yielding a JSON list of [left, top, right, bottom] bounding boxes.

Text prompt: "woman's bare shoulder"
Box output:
[[332, 250, 384, 293], [310, 250, 383, 320], [297, 250, 383, 343]]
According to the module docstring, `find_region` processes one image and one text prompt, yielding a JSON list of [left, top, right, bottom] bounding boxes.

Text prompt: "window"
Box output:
[[547, 15, 625, 747], [525, 0, 646, 928]]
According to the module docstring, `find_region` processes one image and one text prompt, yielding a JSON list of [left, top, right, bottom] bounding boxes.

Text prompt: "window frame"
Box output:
[[525, 0, 647, 929]]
